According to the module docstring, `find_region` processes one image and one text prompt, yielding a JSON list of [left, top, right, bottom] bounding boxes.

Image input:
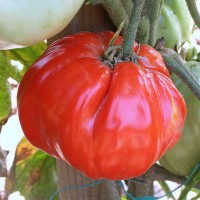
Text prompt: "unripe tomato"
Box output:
[[156, 0, 195, 49], [0, 0, 84, 49], [160, 61, 200, 177]]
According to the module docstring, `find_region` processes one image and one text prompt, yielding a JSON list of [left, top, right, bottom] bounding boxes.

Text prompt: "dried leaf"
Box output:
[[12, 137, 58, 200], [0, 147, 8, 177]]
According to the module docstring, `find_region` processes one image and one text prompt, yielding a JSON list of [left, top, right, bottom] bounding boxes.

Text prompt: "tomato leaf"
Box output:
[[12, 137, 58, 200], [0, 42, 46, 82], [0, 42, 46, 124], [0, 79, 11, 123]]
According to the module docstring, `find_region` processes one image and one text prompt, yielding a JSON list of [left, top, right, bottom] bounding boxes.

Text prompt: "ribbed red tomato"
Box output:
[[17, 31, 186, 180]]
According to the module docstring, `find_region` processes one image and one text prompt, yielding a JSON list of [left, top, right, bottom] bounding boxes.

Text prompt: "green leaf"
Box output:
[[0, 42, 46, 124], [0, 42, 46, 82], [0, 79, 11, 123], [13, 137, 58, 200]]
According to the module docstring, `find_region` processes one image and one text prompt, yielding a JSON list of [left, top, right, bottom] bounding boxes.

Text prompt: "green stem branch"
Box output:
[[149, 0, 163, 46], [158, 46, 200, 101], [136, 15, 150, 44], [122, 0, 145, 57], [120, 0, 133, 18], [101, 0, 129, 33], [159, 181, 176, 200], [191, 193, 200, 200], [186, 0, 200, 28], [143, 0, 164, 46], [178, 163, 200, 200]]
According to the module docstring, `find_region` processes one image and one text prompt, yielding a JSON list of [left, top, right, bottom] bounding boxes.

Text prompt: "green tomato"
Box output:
[[0, 0, 84, 50], [160, 61, 200, 177], [156, 0, 194, 48]]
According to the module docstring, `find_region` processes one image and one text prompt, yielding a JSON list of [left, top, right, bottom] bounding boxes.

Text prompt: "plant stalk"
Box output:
[[149, 0, 163, 46], [122, 0, 145, 57], [136, 15, 150, 44], [191, 193, 200, 200], [178, 162, 200, 200], [159, 181, 176, 200], [101, 0, 129, 33], [120, 0, 133, 18], [159, 47, 200, 101], [186, 0, 200, 28], [143, 0, 164, 46]]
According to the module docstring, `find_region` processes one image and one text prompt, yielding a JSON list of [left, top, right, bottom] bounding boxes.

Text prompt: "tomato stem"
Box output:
[[186, 0, 200, 28], [101, 0, 129, 33], [191, 194, 200, 200], [159, 181, 176, 200], [136, 15, 150, 44], [142, 0, 164, 46], [120, 0, 133, 19], [156, 40, 200, 101], [103, 21, 124, 61], [178, 162, 200, 200], [122, 0, 145, 57]]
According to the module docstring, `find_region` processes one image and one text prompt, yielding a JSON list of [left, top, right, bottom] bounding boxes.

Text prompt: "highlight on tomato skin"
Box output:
[[17, 31, 187, 180]]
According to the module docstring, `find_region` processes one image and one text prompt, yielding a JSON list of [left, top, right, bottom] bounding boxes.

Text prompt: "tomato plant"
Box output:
[[17, 31, 186, 180], [160, 61, 200, 177], [0, 0, 84, 50], [99, 0, 196, 48], [156, 0, 194, 48]]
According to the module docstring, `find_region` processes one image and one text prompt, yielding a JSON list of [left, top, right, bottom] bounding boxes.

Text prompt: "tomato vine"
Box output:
[[186, 0, 200, 28], [122, 0, 145, 57]]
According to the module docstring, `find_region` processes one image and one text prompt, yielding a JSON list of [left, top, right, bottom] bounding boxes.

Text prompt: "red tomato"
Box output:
[[17, 31, 186, 180]]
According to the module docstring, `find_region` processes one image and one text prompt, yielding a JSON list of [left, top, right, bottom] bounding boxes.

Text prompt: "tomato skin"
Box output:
[[17, 31, 186, 180], [0, 0, 84, 49], [160, 61, 200, 177]]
